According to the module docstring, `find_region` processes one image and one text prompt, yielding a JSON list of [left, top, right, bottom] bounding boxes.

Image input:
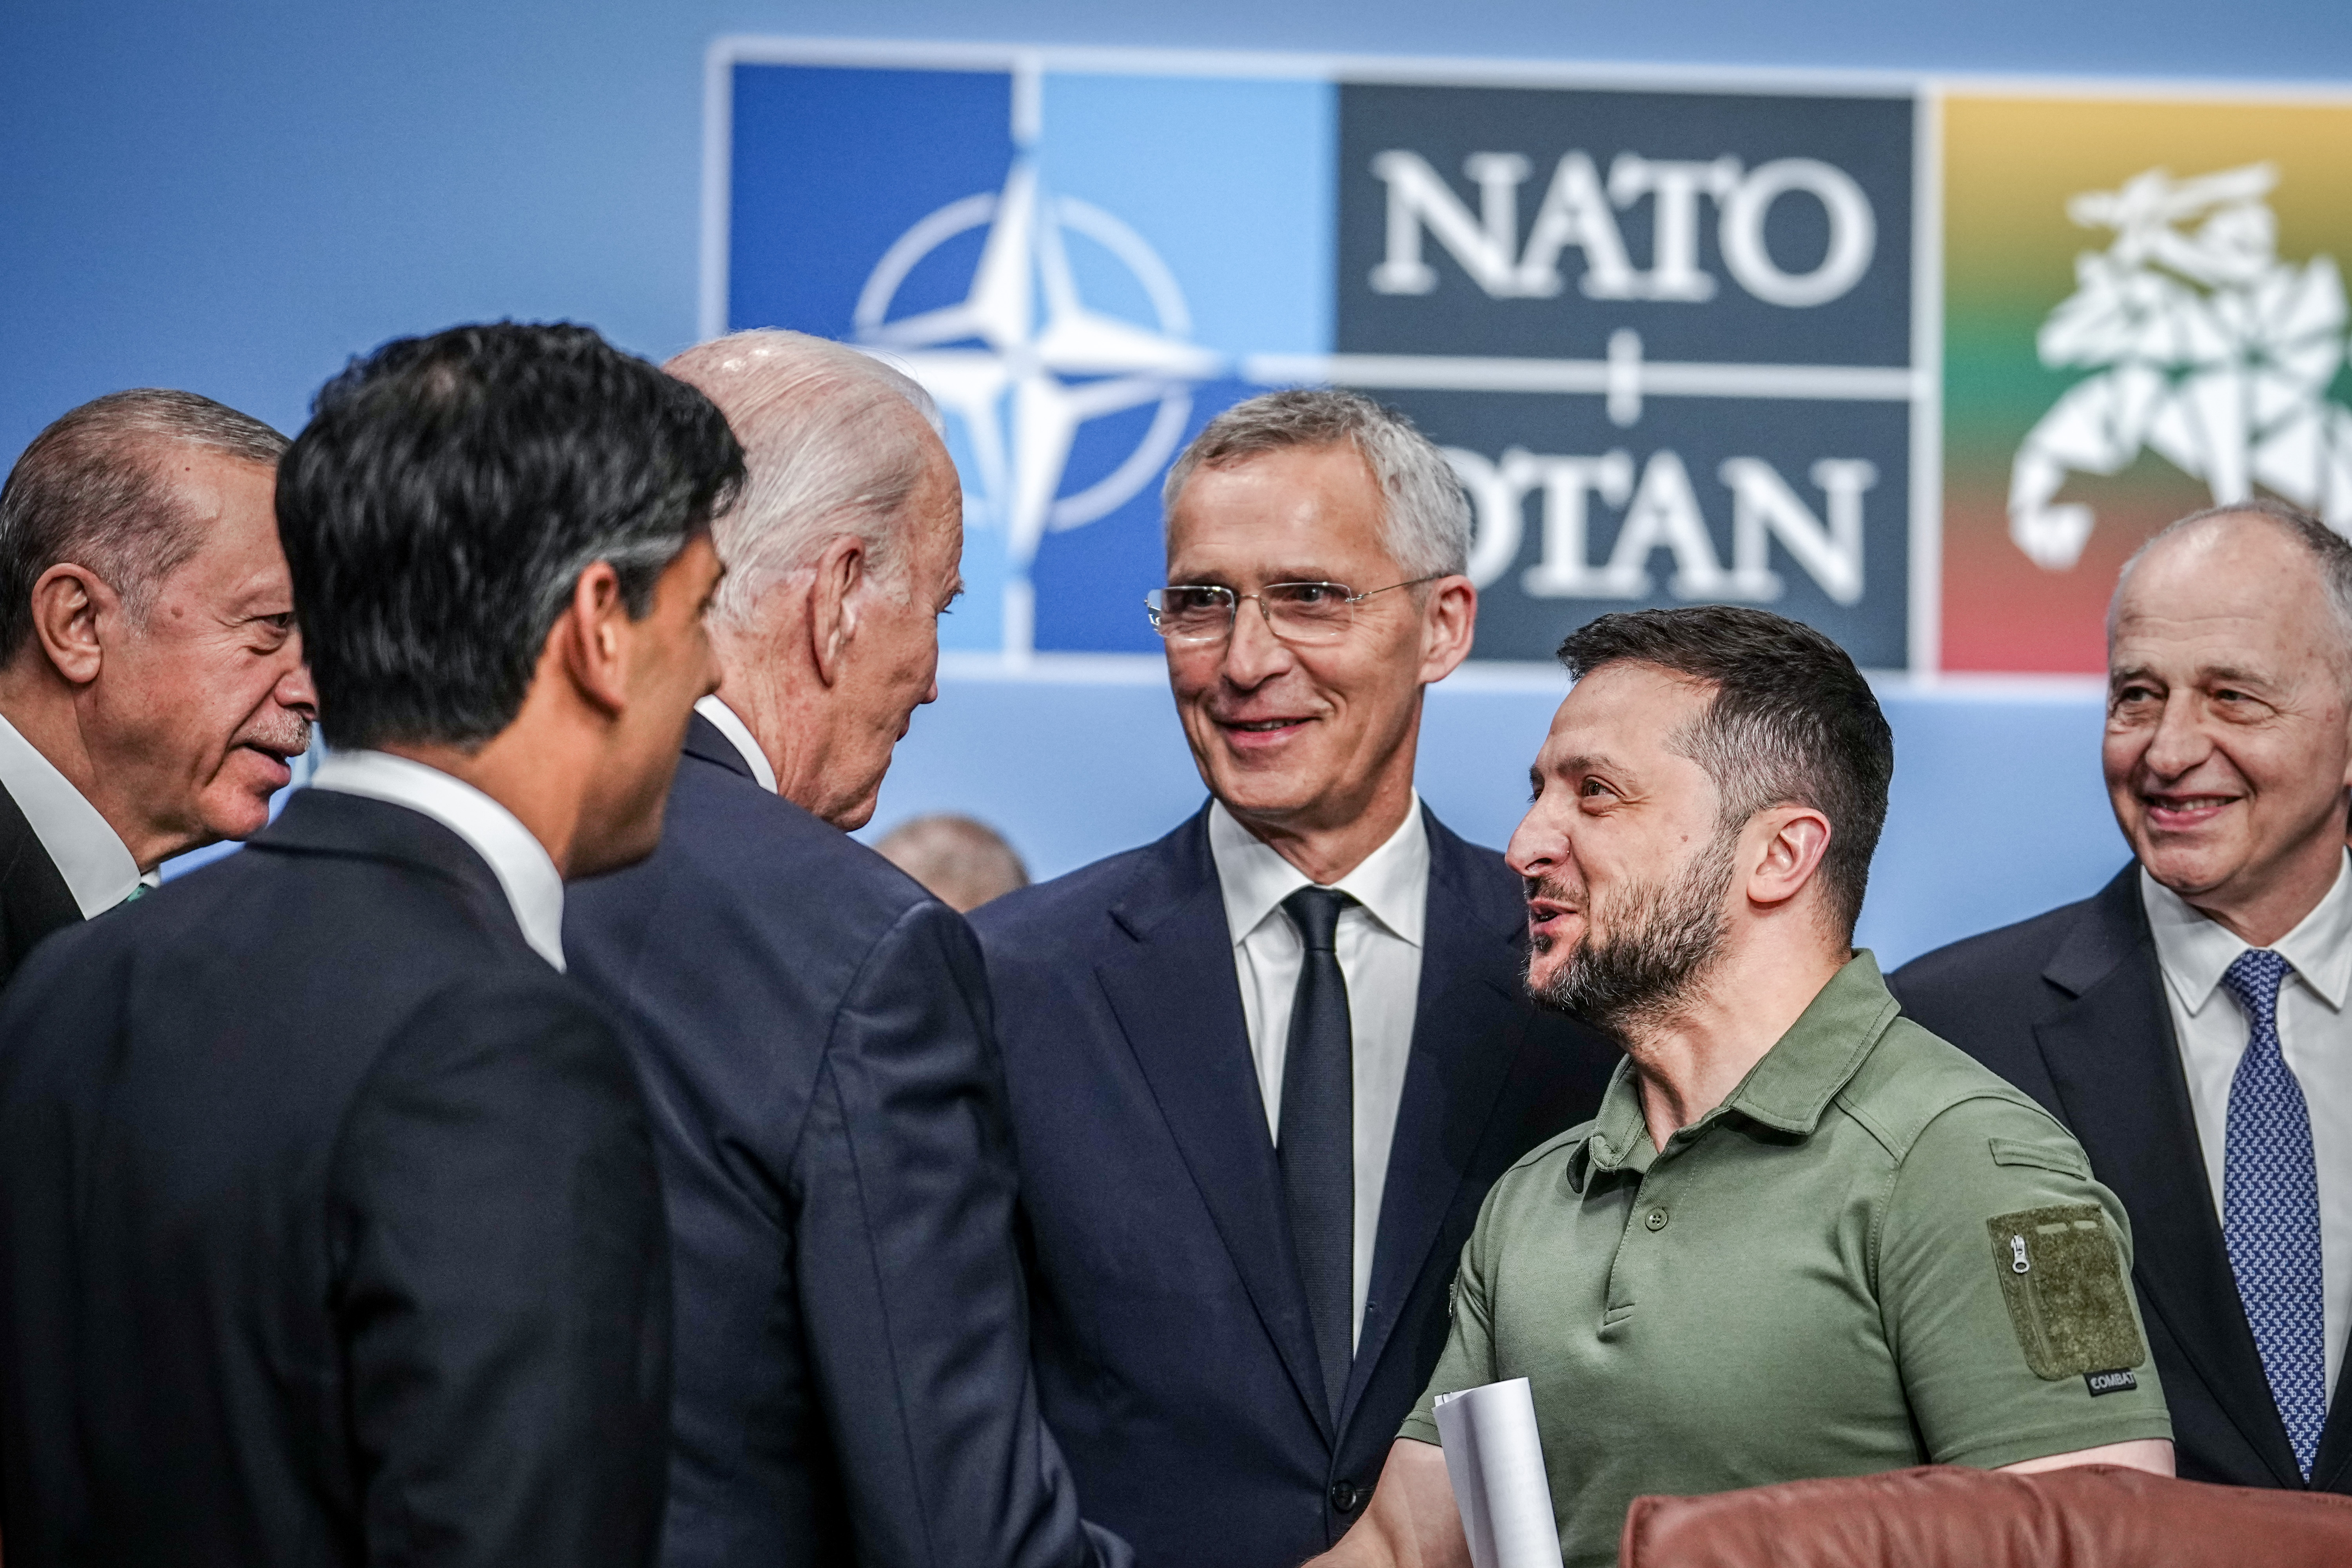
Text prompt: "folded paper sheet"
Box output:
[[1430, 1378, 1563, 1568]]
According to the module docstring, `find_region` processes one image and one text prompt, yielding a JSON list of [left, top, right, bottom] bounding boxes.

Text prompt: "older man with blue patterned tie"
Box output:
[[1895, 497, 2352, 1494]]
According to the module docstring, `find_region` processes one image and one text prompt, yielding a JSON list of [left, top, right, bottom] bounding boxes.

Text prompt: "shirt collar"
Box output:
[[695, 694, 777, 793], [2141, 851, 2352, 1013], [1206, 793, 1429, 950], [1577, 951, 1899, 1179], [0, 708, 145, 916], [308, 749, 568, 971]]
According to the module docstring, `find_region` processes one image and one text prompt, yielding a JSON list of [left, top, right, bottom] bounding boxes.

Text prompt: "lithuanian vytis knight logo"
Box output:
[[2010, 163, 2352, 569]]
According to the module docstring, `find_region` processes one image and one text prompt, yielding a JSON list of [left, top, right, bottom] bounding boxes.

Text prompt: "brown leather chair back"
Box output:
[[1619, 1464, 2352, 1568]]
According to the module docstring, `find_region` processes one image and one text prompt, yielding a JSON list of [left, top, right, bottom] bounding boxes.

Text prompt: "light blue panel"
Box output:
[[1423, 684, 2130, 970], [1416, 682, 2132, 969], [939, 416, 1009, 653], [1421, 684, 2129, 969], [1412, 680, 1568, 851], [857, 674, 1208, 875], [1860, 688, 2125, 967], [1038, 74, 1335, 357], [863, 673, 2127, 973]]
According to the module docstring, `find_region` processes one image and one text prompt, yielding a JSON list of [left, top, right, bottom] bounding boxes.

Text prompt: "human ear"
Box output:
[[554, 561, 630, 718], [1414, 575, 1478, 685], [2338, 698, 2352, 792], [1747, 805, 1833, 911], [28, 564, 112, 686], [807, 535, 866, 689]]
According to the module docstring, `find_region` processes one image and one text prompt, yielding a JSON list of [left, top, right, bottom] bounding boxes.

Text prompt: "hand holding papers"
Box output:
[[1430, 1378, 1563, 1568]]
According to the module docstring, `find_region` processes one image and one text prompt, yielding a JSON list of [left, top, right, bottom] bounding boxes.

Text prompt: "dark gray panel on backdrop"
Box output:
[[1330, 80, 1917, 666]]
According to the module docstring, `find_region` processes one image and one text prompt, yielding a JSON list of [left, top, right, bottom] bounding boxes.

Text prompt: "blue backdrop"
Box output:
[[8, 0, 2339, 964]]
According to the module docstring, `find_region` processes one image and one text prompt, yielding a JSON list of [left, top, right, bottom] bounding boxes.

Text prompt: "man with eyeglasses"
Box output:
[[969, 390, 1617, 1568]]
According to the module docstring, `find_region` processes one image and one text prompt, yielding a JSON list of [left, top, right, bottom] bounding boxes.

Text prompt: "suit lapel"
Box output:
[[1347, 812, 1524, 1419], [1093, 811, 1333, 1441], [0, 782, 82, 971], [2316, 1373, 2352, 1491], [682, 711, 756, 780], [2034, 867, 2305, 1487]]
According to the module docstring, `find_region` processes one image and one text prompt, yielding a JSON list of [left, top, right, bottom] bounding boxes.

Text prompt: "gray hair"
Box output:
[[0, 388, 287, 662], [1161, 389, 1471, 578], [2112, 498, 2352, 670], [664, 330, 945, 626]]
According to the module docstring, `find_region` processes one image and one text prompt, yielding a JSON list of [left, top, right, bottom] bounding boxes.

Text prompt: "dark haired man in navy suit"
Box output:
[[0, 322, 740, 1566], [972, 390, 1617, 1568]]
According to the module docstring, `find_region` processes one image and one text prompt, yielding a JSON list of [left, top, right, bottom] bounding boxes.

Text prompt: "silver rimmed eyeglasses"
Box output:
[[1143, 576, 1444, 645]]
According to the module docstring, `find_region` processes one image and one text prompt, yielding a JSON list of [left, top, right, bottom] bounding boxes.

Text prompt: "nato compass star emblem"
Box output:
[[854, 155, 1226, 656]]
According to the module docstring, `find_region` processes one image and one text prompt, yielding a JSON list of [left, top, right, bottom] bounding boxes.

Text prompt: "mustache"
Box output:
[[1522, 870, 1584, 913], [1523, 833, 1737, 1034], [235, 710, 314, 759]]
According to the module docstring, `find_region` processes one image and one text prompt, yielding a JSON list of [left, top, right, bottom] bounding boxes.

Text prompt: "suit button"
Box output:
[[1645, 1208, 1669, 1231], [1330, 1479, 1363, 1513]]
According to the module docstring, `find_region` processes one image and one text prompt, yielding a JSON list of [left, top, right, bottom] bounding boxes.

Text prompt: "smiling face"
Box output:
[[92, 448, 316, 858], [1163, 442, 1469, 839], [1507, 662, 1735, 1021], [2105, 515, 2352, 940]]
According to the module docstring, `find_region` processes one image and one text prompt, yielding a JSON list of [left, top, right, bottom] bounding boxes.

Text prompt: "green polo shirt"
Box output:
[[1400, 953, 2171, 1568]]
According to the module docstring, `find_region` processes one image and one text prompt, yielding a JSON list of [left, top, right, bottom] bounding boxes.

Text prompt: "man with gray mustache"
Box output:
[[0, 390, 316, 986]]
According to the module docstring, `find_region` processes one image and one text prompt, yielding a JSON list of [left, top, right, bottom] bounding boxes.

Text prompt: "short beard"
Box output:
[[1526, 827, 1738, 1038]]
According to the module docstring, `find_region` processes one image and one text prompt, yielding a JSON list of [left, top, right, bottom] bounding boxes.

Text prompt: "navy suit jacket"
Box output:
[[970, 805, 1619, 1568], [1890, 865, 2352, 1494], [0, 789, 671, 1567], [564, 715, 1123, 1568]]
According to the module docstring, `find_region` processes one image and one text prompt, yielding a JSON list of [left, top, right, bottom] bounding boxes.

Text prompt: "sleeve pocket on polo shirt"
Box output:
[[1987, 1204, 2147, 1380], [1987, 1138, 2089, 1180]]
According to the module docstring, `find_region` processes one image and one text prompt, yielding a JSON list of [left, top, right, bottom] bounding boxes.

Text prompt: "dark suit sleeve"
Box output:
[[1883, 968, 1923, 1026], [327, 975, 670, 1568], [794, 900, 1126, 1568]]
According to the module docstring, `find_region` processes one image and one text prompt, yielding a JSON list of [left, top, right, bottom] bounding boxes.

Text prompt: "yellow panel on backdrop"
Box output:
[[1942, 93, 2352, 671]]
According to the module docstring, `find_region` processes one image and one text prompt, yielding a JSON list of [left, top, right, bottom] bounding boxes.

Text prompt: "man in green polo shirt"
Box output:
[[1312, 606, 2173, 1568]]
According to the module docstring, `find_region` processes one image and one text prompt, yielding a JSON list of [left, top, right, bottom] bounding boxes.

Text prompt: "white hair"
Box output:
[[1160, 388, 1470, 578], [664, 329, 944, 626]]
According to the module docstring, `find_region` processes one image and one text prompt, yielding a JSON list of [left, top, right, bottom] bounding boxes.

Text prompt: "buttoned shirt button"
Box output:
[[1645, 1207, 1669, 1232], [1330, 1479, 1363, 1513]]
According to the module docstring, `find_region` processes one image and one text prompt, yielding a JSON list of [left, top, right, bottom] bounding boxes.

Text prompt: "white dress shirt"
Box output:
[[0, 709, 153, 914], [1209, 794, 1428, 1351], [695, 694, 777, 793], [309, 749, 568, 971], [2144, 854, 2352, 1398]]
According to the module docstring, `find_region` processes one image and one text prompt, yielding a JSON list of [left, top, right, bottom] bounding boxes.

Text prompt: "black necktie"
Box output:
[[1278, 885, 1355, 1420]]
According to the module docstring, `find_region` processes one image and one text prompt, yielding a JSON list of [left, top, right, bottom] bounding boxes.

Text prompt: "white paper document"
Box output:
[[1430, 1378, 1563, 1568]]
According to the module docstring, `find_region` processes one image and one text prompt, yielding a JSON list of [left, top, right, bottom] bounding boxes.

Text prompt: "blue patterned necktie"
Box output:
[[2220, 947, 2328, 1480]]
